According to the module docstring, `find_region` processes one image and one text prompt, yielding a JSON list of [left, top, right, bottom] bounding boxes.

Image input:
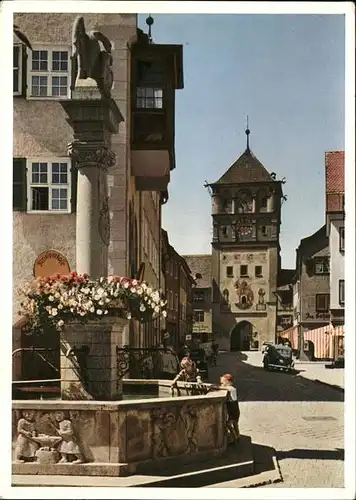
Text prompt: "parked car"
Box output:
[[190, 348, 209, 381], [261, 341, 274, 354], [263, 344, 294, 372]]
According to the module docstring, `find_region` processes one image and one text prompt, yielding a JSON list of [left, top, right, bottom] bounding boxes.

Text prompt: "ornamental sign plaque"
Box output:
[[33, 250, 71, 278]]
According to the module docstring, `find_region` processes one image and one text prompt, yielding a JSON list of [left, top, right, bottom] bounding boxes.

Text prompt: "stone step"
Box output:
[[12, 435, 254, 488]]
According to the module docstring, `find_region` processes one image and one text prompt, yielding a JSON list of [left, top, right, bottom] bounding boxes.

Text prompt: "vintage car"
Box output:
[[263, 343, 294, 372]]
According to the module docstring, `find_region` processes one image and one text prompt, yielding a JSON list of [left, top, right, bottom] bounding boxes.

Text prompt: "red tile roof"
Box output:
[[325, 151, 344, 212]]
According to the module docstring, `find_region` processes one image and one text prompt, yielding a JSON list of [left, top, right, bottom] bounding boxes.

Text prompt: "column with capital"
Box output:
[[61, 91, 123, 279], [59, 21, 125, 398]]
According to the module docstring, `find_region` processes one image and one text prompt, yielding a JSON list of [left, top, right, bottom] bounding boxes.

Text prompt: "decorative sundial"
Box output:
[[235, 218, 253, 237]]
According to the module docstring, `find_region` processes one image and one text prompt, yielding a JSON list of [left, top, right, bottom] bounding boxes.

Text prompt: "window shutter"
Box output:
[[13, 158, 27, 211], [21, 45, 28, 96], [71, 160, 78, 213], [70, 54, 78, 91]]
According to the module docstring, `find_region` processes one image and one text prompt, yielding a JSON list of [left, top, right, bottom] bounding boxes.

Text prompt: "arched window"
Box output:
[[258, 189, 269, 212], [235, 190, 252, 213]]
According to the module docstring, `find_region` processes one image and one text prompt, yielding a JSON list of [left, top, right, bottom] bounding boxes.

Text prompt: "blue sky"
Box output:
[[138, 14, 345, 269]]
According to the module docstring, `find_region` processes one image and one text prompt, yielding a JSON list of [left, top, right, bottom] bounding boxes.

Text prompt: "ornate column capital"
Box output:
[[68, 141, 116, 170]]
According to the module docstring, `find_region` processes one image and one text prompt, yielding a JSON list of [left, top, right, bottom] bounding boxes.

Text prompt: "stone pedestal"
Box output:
[[60, 85, 124, 279], [60, 318, 130, 401]]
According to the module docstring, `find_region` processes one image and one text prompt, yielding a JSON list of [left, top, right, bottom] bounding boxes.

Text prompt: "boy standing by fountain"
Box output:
[[209, 373, 240, 444]]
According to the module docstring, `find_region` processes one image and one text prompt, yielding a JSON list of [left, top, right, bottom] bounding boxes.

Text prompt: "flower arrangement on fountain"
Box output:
[[19, 272, 167, 334]]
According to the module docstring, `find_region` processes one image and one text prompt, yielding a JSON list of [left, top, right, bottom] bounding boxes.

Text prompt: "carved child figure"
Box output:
[[54, 411, 84, 464], [14, 410, 39, 463]]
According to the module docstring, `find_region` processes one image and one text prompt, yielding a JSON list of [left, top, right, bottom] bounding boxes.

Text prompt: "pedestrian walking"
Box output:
[[212, 341, 219, 366]]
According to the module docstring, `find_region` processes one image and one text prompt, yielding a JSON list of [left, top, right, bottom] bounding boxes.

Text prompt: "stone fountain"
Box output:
[[12, 16, 231, 481]]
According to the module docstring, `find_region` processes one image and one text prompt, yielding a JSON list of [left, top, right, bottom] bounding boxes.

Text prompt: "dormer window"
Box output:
[[136, 87, 163, 109]]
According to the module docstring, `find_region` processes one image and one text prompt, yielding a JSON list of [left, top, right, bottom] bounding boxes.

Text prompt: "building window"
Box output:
[[221, 226, 228, 237], [194, 290, 204, 302], [339, 280, 345, 306], [194, 310, 204, 323], [255, 265, 263, 277], [136, 87, 163, 108], [339, 227, 345, 253], [222, 199, 233, 213], [13, 45, 22, 95], [315, 293, 330, 312], [260, 196, 268, 209], [28, 48, 70, 98], [27, 159, 71, 212], [226, 266, 233, 277], [261, 225, 268, 236], [314, 257, 329, 275], [240, 265, 248, 277]]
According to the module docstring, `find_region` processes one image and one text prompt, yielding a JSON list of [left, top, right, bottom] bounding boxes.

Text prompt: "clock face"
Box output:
[[236, 218, 253, 237]]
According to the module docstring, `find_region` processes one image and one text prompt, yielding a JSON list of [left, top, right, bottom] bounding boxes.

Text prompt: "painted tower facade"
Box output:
[[208, 129, 284, 351]]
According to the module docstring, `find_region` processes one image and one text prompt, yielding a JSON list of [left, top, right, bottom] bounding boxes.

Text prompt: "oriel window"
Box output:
[[136, 87, 163, 109]]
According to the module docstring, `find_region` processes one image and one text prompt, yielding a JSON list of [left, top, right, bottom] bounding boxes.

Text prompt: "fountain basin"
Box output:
[[12, 380, 228, 477]]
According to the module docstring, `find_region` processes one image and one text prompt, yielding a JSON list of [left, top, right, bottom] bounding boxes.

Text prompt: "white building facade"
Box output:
[[325, 151, 345, 326]]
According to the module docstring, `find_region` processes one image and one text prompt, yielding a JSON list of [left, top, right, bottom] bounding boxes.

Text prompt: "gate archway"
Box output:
[[230, 321, 254, 351]]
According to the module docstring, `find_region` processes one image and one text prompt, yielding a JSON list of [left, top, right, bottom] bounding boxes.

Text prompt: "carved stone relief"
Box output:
[[151, 405, 199, 459], [234, 280, 254, 310], [13, 410, 85, 465], [256, 288, 267, 311], [69, 142, 116, 170], [99, 197, 110, 246]]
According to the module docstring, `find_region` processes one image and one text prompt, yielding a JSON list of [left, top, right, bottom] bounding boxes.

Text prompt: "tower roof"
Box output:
[[214, 148, 275, 185]]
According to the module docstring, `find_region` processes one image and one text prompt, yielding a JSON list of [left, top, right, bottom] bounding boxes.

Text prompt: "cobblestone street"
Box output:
[[208, 351, 344, 488]]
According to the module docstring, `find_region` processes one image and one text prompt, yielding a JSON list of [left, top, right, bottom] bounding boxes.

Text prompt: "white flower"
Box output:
[[90, 306, 95, 313], [154, 306, 160, 313], [162, 310, 167, 318], [104, 310, 108, 315], [99, 300, 104, 306], [51, 308, 58, 317], [58, 304, 63, 310], [57, 319, 64, 327], [127, 312, 132, 319], [132, 279, 138, 286], [105, 298, 110, 303], [146, 287, 152, 296], [140, 304, 146, 312], [131, 288, 136, 294], [97, 309, 103, 315], [124, 282, 129, 289], [54, 292, 60, 299], [137, 287, 143, 295], [49, 296, 54, 302]]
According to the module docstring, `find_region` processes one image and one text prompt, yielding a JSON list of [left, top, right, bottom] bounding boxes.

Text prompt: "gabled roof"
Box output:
[[214, 148, 275, 185], [325, 151, 344, 213], [325, 151, 345, 193], [182, 254, 211, 288]]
